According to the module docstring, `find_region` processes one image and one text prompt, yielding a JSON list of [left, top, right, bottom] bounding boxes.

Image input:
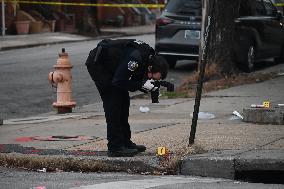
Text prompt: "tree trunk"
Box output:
[[202, 0, 241, 76], [82, 0, 100, 35]]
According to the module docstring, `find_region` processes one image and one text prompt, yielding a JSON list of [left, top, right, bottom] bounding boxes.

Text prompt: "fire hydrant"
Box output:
[[48, 48, 76, 113]]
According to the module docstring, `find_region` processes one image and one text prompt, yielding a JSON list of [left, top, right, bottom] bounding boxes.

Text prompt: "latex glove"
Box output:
[[141, 79, 158, 92]]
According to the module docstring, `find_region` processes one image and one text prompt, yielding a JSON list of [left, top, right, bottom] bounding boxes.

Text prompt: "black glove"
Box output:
[[166, 82, 174, 92], [159, 81, 174, 92]]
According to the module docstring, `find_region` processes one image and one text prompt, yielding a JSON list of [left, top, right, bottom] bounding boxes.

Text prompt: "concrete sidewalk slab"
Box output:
[[0, 32, 92, 51], [0, 25, 155, 51]]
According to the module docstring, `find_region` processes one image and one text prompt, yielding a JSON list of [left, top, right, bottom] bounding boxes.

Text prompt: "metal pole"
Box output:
[[189, 2, 211, 145], [189, 64, 206, 144], [1, 0, 5, 36]]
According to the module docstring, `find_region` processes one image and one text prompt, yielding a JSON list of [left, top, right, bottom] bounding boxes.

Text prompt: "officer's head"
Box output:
[[147, 55, 169, 80]]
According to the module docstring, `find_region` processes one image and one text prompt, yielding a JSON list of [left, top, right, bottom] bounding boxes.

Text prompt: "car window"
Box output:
[[165, 0, 202, 16], [239, 0, 253, 16], [263, 0, 277, 16], [255, 0, 266, 15], [240, 0, 266, 16]]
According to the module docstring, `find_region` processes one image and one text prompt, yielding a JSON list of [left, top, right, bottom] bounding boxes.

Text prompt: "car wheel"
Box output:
[[244, 44, 255, 73], [165, 57, 177, 69]]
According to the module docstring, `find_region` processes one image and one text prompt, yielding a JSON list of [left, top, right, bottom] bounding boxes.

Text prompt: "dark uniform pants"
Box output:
[[96, 85, 131, 150], [86, 46, 132, 151]]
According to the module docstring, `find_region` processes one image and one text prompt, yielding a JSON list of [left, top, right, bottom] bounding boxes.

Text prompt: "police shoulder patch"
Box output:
[[128, 61, 139, 71]]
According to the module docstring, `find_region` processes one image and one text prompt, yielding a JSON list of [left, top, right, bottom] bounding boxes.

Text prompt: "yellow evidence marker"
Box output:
[[157, 147, 169, 156], [263, 101, 270, 108]]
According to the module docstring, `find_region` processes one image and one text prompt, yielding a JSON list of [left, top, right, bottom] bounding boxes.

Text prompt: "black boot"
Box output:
[[107, 146, 138, 157], [126, 141, 146, 152]]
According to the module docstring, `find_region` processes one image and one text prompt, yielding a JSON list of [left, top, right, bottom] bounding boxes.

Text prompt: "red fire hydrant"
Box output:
[[48, 48, 76, 113]]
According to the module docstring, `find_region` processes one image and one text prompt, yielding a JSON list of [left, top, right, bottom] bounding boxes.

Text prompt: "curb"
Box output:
[[0, 153, 167, 174], [0, 34, 122, 52], [180, 149, 284, 180], [0, 31, 155, 52]]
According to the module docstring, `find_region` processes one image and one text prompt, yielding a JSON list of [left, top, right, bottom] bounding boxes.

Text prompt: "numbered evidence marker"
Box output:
[[157, 147, 169, 156], [263, 101, 270, 108]]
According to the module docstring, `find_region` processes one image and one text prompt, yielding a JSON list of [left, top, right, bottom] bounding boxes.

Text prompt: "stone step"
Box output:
[[243, 106, 284, 125]]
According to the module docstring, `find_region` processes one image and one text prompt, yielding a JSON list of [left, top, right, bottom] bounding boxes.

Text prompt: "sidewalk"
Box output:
[[0, 25, 284, 182], [1, 67, 284, 180], [0, 24, 155, 51]]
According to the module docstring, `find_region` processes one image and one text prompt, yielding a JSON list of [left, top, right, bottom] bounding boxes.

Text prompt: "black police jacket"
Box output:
[[86, 39, 155, 92]]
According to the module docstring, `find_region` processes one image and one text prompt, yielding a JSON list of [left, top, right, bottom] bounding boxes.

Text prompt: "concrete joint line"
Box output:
[[4, 114, 82, 125], [134, 122, 182, 134], [64, 138, 105, 150], [172, 99, 193, 105], [232, 137, 284, 158], [254, 137, 284, 149]]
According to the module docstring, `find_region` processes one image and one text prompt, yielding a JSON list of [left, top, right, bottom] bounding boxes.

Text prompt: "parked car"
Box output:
[[155, 0, 202, 68], [155, 0, 284, 72], [234, 0, 284, 72]]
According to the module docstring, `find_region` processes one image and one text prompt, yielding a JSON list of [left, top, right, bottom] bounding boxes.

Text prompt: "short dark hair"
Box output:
[[149, 55, 169, 79]]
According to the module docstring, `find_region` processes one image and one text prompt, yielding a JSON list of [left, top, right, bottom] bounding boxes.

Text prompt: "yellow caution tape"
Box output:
[[274, 3, 284, 7], [5, 0, 165, 8]]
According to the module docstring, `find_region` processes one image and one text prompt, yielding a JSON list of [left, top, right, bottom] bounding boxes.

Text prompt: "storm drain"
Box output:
[[235, 170, 284, 184]]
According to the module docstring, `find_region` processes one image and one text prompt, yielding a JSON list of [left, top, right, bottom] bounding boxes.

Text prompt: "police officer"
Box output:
[[86, 39, 169, 157]]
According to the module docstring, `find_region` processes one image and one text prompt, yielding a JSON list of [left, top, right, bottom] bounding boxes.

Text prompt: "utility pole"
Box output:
[[1, 0, 5, 36]]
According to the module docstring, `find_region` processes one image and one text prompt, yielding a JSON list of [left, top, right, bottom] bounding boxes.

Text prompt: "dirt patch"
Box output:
[[176, 71, 279, 97], [132, 71, 280, 100]]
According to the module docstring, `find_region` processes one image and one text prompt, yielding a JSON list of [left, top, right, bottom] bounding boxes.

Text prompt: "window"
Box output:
[[239, 0, 253, 16], [165, 0, 202, 16], [255, 0, 266, 15], [263, 0, 277, 16]]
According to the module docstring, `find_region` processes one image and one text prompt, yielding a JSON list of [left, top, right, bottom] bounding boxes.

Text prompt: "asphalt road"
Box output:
[[1, 167, 283, 189], [0, 34, 194, 120]]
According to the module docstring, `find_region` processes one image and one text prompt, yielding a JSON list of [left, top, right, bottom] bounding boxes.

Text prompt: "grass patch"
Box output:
[[160, 91, 188, 99]]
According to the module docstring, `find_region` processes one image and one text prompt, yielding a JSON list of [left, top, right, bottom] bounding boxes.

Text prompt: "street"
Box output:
[[1, 33, 284, 188], [1, 0, 284, 187], [0, 167, 283, 189], [0, 34, 193, 119]]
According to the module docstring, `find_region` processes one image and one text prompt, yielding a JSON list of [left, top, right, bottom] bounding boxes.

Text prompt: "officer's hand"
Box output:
[[142, 79, 158, 92]]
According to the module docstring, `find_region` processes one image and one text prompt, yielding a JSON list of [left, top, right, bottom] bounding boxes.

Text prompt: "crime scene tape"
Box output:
[[274, 3, 284, 6], [5, 0, 166, 8]]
